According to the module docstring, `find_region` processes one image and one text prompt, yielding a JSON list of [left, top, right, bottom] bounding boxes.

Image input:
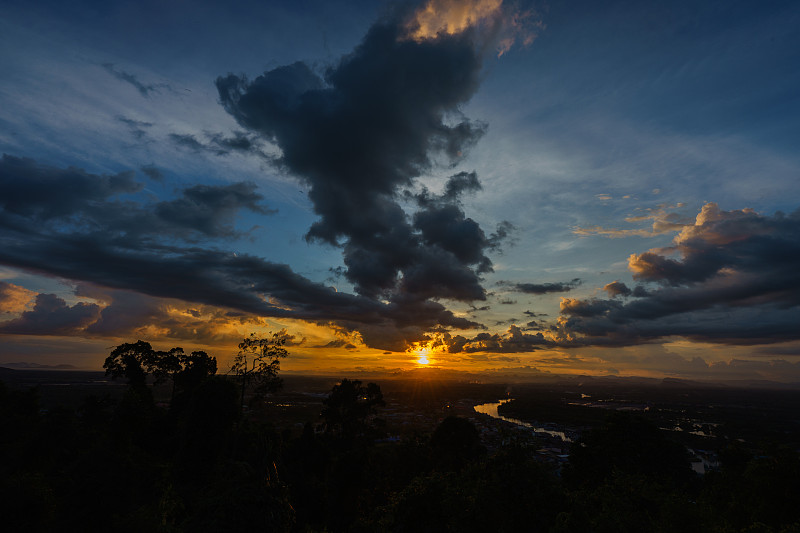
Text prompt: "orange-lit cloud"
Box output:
[[574, 203, 691, 238], [404, 0, 503, 41], [403, 0, 542, 56], [626, 202, 768, 282], [674, 202, 761, 246], [0, 281, 35, 314]]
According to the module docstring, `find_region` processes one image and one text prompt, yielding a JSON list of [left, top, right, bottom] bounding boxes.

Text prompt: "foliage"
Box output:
[[176, 350, 217, 392], [321, 378, 384, 438], [4, 362, 800, 533], [231, 332, 289, 410], [103, 340, 153, 388], [103, 341, 218, 400]]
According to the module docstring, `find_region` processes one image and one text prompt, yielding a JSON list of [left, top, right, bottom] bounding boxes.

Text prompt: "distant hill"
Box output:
[[0, 362, 77, 370]]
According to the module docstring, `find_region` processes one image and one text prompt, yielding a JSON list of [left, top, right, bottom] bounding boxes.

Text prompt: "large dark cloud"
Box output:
[[2, 7, 515, 351], [216, 11, 506, 307]]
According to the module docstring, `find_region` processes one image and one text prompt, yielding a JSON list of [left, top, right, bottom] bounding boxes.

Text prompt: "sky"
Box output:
[[1, 0, 799, 381]]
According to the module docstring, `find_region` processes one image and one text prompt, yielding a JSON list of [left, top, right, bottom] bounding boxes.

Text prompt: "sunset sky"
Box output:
[[1, 0, 799, 381]]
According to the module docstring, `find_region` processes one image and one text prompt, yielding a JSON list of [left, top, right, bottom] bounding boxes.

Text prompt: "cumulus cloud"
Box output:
[[603, 281, 632, 297], [209, 3, 532, 347], [427, 324, 552, 354], [403, 0, 543, 57], [557, 204, 800, 346], [0, 281, 35, 314], [216, 17, 493, 302], [437, 204, 800, 353], [0, 293, 100, 335]]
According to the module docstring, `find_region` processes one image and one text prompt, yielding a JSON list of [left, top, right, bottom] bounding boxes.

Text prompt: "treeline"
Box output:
[[2, 340, 800, 532]]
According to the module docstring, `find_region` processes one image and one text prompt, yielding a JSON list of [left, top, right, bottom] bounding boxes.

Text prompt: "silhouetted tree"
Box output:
[[321, 379, 384, 438], [231, 332, 289, 410], [149, 347, 184, 400], [103, 340, 153, 388], [176, 350, 218, 392], [104, 342, 217, 402]]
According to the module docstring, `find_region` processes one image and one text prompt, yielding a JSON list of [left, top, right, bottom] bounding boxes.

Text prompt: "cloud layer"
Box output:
[[462, 204, 800, 352], [0, 150, 481, 350]]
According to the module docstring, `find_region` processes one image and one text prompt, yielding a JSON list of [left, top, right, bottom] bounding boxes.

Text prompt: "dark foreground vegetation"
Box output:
[[2, 342, 800, 532]]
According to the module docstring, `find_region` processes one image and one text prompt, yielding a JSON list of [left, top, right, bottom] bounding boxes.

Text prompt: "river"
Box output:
[[473, 399, 573, 442]]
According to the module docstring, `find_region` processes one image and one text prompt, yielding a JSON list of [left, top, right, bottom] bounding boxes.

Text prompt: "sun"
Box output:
[[408, 341, 438, 367]]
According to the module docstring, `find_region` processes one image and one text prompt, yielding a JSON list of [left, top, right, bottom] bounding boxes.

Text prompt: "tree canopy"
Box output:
[[231, 332, 290, 409], [103, 341, 217, 398], [321, 378, 384, 438]]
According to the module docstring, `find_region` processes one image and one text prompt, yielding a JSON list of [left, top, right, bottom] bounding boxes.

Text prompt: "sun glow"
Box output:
[[408, 343, 435, 366], [414, 345, 432, 365]]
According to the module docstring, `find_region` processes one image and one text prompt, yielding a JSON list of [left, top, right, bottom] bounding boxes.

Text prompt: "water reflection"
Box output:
[[473, 399, 572, 442]]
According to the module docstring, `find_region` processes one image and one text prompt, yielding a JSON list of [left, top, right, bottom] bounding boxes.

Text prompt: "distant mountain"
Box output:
[[0, 362, 77, 370]]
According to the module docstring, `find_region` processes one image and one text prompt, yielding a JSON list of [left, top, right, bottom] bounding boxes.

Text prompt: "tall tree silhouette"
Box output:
[[103, 340, 153, 388], [321, 379, 384, 438], [231, 332, 289, 410]]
